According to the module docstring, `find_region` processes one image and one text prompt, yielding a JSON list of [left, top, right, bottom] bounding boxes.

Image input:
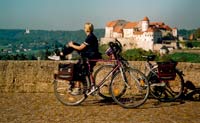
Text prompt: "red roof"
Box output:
[[150, 22, 165, 26], [163, 25, 172, 31], [123, 22, 138, 29], [150, 22, 172, 31], [147, 27, 161, 32], [106, 20, 127, 27], [113, 26, 123, 33], [106, 21, 118, 27]]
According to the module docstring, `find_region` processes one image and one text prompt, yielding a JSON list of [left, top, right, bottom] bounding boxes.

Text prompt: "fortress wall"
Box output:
[[0, 61, 199, 92]]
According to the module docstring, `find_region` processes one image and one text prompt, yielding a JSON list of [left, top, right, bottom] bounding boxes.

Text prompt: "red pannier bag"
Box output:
[[157, 62, 177, 80], [54, 63, 74, 80]]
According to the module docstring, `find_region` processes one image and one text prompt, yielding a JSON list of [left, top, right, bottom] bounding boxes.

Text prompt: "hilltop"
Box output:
[[0, 29, 104, 47], [0, 29, 104, 56]]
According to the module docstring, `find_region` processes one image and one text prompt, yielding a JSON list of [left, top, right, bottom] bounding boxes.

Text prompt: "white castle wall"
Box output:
[[101, 37, 153, 51]]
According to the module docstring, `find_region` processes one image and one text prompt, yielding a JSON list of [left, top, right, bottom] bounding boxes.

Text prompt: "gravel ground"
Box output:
[[0, 93, 200, 123]]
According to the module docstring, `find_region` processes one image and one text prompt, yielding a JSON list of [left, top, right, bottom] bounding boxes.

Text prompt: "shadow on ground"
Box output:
[[76, 80, 200, 109], [182, 80, 200, 101]]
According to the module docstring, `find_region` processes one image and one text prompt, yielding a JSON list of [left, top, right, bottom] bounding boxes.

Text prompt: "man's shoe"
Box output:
[[71, 88, 81, 95], [48, 54, 60, 60]]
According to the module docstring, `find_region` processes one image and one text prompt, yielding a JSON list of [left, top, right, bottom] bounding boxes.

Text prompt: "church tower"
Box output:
[[25, 28, 30, 34], [142, 16, 149, 32]]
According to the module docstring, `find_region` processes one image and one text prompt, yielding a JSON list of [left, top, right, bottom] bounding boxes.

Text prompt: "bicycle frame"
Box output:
[[144, 60, 159, 79], [86, 58, 128, 95]]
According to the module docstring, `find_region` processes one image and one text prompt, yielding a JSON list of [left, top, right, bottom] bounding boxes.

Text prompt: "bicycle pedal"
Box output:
[[87, 86, 98, 96]]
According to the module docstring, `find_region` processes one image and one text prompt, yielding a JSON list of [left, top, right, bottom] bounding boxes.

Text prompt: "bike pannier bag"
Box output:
[[55, 63, 74, 80], [157, 62, 177, 80]]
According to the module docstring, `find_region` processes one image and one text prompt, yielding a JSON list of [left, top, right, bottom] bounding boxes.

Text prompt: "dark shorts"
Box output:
[[62, 42, 80, 56]]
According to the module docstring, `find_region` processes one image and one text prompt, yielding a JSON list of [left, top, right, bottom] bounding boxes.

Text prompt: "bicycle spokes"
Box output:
[[110, 68, 149, 108]]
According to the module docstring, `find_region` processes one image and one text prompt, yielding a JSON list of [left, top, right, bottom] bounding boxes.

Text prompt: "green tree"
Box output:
[[194, 28, 200, 39]]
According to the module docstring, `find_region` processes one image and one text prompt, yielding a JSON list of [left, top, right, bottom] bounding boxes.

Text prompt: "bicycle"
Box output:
[[142, 55, 184, 102], [53, 40, 150, 108]]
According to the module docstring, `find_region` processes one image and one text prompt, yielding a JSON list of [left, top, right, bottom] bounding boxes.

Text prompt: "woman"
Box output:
[[68, 22, 101, 94], [49, 22, 101, 94]]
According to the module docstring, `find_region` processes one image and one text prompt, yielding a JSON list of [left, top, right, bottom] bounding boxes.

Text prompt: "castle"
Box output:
[[101, 16, 178, 52]]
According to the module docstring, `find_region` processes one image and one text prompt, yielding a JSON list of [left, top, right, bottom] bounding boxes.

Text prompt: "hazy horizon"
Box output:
[[0, 0, 200, 31]]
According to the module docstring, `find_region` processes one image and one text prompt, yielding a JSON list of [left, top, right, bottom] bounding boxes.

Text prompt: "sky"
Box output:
[[0, 0, 199, 30]]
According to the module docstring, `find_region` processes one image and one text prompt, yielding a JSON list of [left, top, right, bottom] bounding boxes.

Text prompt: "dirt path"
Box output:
[[0, 93, 200, 123]]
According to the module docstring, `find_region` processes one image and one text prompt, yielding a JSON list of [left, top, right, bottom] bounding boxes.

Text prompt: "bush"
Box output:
[[180, 41, 200, 48], [122, 48, 155, 61], [168, 52, 200, 63]]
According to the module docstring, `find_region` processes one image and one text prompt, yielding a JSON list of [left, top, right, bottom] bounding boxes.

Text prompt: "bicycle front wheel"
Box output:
[[94, 64, 114, 99], [110, 67, 149, 108], [54, 78, 89, 106], [94, 64, 126, 100]]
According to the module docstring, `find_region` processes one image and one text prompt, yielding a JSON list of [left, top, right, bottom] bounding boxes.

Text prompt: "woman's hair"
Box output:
[[84, 22, 94, 32]]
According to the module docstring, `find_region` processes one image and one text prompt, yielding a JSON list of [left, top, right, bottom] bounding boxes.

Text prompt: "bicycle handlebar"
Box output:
[[108, 40, 122, 59]]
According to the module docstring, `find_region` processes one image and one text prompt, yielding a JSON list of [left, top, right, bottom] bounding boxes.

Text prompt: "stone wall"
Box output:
[[0, 61, 199, 93]]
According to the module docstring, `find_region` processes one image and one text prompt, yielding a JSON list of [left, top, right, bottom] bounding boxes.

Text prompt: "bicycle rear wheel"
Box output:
[[54, 78, 89, 106], [110, 67, 149, 108], [94, 64, 126, 100], [150, 69, 184, 102]]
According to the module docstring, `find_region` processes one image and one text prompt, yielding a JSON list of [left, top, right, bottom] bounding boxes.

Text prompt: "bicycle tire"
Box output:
[[53, 77, 90, 106], [110, 67, 149, 108], [94, 64, 126, 99], [149, 69, 184, 102]]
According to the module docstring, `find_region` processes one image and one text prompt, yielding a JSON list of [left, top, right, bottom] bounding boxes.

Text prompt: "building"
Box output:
[[101, 16, 178, 52], [25, 28, 30, 34], [105, 20, 127, 38]]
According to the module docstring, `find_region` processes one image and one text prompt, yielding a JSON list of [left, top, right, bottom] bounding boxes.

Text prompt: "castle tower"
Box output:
[[172, 27, 178, 38], [142, 16, 149, 32]]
